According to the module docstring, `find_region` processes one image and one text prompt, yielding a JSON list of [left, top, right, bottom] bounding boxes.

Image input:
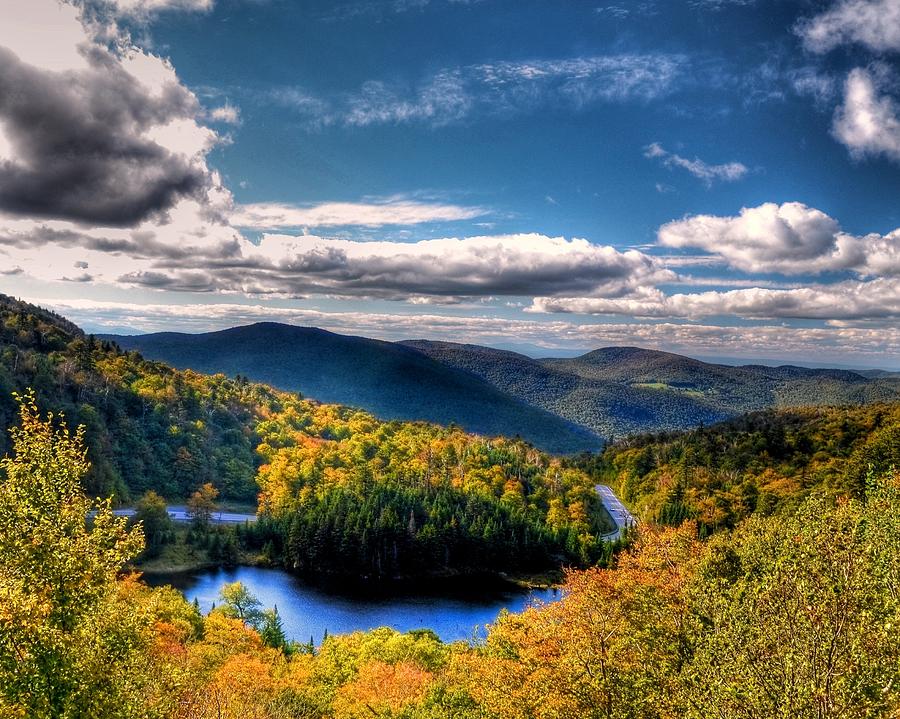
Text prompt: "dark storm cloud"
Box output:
[[0, 46, 210, 227]]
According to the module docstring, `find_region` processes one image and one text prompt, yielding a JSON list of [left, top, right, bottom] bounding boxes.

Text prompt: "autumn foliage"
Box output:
[[2, 395, 900, 718]]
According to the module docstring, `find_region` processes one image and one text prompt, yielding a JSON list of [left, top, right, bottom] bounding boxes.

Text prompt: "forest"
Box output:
[[1, 394, 898, 719], [590, 403, 900, 535], [4, 295, 900, 717], [0, 295, 613, 579], [248, 397, 614, 578]]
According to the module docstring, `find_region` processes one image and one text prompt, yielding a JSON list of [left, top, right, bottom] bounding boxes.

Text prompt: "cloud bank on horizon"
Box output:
[[0, 0, 899, 366]]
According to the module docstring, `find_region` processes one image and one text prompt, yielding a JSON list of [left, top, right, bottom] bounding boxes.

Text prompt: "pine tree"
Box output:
[[260, 606, 287, 651]]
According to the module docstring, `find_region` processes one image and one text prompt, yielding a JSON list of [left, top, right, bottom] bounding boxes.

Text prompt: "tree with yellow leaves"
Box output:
[[0, 391, 154, 718]]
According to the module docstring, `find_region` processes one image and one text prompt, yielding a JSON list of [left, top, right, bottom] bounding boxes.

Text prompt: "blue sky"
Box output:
[[1, 0, 900, 366]]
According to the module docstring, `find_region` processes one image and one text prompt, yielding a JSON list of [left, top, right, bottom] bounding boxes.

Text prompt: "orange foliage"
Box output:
[[333, 660, 433, 719]]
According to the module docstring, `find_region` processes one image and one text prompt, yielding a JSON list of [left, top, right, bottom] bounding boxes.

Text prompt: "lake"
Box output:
[[145, 565, 561, 644]]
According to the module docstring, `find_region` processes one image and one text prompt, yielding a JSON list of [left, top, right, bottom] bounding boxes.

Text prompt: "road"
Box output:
[[113, 505, 257, 525], [595, 484, 636, 542]]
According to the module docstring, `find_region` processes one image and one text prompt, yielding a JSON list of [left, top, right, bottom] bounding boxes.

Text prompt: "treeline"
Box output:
[[3, 397, 899, 719], [587, 402, 900, 534], [250, 397, 615, 578]]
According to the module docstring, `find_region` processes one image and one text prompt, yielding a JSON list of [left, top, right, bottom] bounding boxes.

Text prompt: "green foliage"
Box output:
[[218, 581, 264, 628], [253, 397, 614, 578], [0, 392, 152, 718], [0, 294, 270, 503], [259, 608, 287, 651], [685, 488, 900, 718], [134, 490, 172, 558], [591, 403, 900, 534]]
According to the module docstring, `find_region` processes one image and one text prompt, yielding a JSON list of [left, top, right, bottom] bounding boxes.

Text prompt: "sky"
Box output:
[[1, 0, 900, 367]]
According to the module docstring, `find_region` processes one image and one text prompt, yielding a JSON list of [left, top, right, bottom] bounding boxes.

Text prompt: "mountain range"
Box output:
[[108, 323, 900, 451]]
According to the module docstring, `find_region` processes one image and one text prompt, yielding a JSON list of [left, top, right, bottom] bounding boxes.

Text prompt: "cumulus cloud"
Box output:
[[797, 0, 900, 54], [274, 54, 687, 128], [0, 0, 224, 226], [833, 67, 900, 162], [657, 201, 887, 275], [231, 199, 488, 229], [530, 278, 900, 324], [644, 142, 748, 185], [121, 233, 674, 300], [0, 214, 673, 301]]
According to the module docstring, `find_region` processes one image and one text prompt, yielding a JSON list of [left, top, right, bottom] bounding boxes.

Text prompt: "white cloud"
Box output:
[[344, 72, 473, 127], [788, 67, 838, 105], [689, 0, 756, 9], [141, 233, 674, 299], [0, 0, 226, 225], [208, 102, 241, 125], [232, 199, 488, 229], [797, 0, 900, 54], [657, 202, 878, 275], [474, 55, 684, 105], [833, 67, 900, 163], [0, 0, 89, 71], [530, 277, 900, 323], [100, 0, 215, 19], [274, 54, 687, 128], [644, 142, 748, 185], [0, 215, 673, 301]]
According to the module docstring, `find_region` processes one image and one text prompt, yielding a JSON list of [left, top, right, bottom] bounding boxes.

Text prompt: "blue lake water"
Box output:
[[146, 565, 560, 644]]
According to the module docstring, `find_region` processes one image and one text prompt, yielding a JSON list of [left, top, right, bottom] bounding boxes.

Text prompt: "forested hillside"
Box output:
[[590, 402, 900, 534], [404, 340, 735, 436], [0, 294, 269, 501], [0, 295, 613, 578], [112, 325, 900, 446], [108, 324, 601, 454], [3, 398, 899, 718], [249, 396, 614, 579], [409, 340, 900, 438]]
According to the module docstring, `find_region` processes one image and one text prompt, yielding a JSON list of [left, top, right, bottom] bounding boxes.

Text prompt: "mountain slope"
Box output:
[[0, 294, 274, 501], [406, 341, 900, 437], [590, 402, 900, 534], [109, 324, 900, 447], [402, 340, 731, 439], [108, 324, 601, 454]]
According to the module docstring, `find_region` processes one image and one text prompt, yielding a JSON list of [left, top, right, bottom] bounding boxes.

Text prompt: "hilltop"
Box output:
[[408, 339, 900, 437], [110, 325, 900, 445], [106, 324, 600, 454]]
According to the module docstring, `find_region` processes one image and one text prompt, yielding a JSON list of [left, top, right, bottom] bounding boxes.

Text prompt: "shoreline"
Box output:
[[137, 555, 565, 591]]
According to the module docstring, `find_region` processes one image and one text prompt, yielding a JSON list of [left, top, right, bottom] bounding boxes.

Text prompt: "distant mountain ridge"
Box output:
[[108, 323, 900, 448], [106, 323, 601, 454]]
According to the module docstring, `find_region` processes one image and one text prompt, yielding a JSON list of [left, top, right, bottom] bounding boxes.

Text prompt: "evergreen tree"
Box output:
[[260, 607, 287, 651]]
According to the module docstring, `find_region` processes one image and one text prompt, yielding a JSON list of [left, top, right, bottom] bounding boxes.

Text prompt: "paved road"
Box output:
[[595, 484, 636, 542], [113, 505, 257, 525]]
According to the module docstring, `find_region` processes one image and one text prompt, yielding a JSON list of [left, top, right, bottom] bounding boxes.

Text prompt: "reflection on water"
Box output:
[[145, 565, 560, 644]]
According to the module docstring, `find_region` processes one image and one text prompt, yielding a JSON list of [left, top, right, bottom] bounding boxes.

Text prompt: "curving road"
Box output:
[[596, 484, 636, 542]]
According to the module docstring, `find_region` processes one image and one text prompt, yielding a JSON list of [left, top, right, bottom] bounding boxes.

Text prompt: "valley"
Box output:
[[3, 294, 900, 718], [112, 324, 900, 449]]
